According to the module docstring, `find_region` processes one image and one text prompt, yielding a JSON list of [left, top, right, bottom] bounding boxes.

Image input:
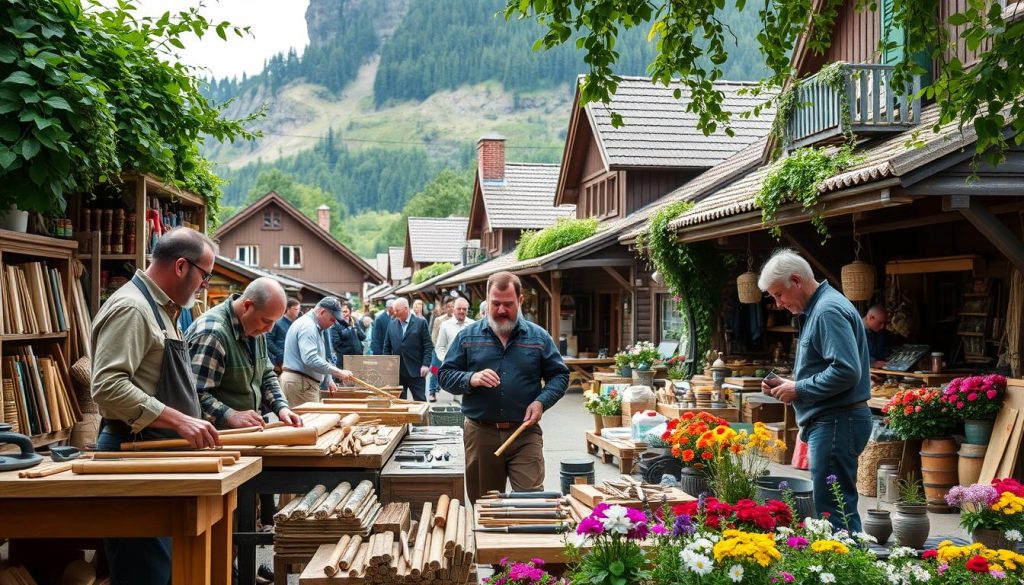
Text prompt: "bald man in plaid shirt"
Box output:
[[185, 277, 302, 429]]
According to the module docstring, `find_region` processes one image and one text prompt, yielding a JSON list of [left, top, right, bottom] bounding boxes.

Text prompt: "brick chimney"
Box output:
[[476, 134, 506, 182], [317, 204, 330, 232]]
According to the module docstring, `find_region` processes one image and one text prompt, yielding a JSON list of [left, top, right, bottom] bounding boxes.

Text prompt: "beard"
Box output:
[[181, 293, 198, 310], [488, 310, 521, 336]]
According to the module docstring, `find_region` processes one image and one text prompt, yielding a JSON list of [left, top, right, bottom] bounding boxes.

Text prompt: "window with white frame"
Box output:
[[659, 293, 693, 355], [279, 245, 302, 268], [235, 245, 259, 267]]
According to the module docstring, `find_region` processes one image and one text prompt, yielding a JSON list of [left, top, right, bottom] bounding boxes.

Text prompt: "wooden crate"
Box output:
[[764, 423, 797, 464], [621, 400, 657, 426], [585, 431, 646, 473], [656, 402, 740, 422], [743, 400, 785, 424]]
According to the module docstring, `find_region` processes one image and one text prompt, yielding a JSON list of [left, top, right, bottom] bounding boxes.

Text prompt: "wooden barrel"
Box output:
[[958, 443, 988, 486], [921, 438, 959, 511]]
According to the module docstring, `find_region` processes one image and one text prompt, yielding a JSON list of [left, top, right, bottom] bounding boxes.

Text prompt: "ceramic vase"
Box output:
[[892, 504, 930, 549]]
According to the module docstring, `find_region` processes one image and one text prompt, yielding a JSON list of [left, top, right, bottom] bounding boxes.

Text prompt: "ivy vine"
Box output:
[[636, 201, 728, 374], [769, 61, 853, 149], [755, 144, 862, 242]]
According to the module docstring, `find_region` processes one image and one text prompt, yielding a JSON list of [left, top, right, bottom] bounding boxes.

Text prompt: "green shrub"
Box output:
[[515, 217, 599, 261], [412, 262, 454, 284]]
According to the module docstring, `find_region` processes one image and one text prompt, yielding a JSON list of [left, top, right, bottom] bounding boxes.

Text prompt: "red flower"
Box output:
[[821, 512, 830, 518], [966, 555, 989, 572], [922, 549, 937, 560]]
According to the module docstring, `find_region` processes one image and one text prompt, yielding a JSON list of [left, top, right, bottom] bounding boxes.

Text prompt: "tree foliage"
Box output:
[[515, 217, 599, 261], [0, 0, 258, 213], [506, 0, 1024, 163], [413, 262, 455, 284]]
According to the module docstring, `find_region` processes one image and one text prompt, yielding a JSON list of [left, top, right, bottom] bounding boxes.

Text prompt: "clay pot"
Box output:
[[593, 414, 604, 436], [679, 466, 711, 498], [863, 509, 893, 545], [892, 504, 930, 549]]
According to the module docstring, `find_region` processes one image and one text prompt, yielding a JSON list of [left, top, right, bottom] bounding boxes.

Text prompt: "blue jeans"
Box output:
[[428, 351, 442, 395], [97, 430, 172, 585], [802, 407, 872, 532]]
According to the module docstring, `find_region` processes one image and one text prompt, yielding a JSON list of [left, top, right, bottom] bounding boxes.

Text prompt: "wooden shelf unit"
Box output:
[[0, 229, 77, 450], [70, 173, 208, 314]]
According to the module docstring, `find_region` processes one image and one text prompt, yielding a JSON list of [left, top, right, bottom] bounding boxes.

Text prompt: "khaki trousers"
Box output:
[[464, 419, 545, 502], [280, 371, 321, 407]]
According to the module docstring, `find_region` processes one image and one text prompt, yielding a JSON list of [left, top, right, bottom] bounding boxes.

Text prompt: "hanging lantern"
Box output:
[[651, 270, 664, 284], [737, 271, 761, 303], [842, 217, 875, 301]]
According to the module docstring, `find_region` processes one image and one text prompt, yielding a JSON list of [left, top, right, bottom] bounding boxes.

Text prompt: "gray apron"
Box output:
[[101, 276, 201, 440]]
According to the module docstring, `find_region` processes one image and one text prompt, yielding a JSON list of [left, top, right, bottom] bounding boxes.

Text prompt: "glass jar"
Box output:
[[931, 352, 944, 374]]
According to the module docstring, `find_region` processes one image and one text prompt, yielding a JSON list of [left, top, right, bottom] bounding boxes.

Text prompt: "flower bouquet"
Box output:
[[882, 387, 957, 440], [704, 422, 787, 503], [568, 503, 649, 585], [946, 479, 1024, 549], [484, 558, 564, 585], [941, 375, 1006, 420], [670, 497, 792, 532], [628, 341, 660, 370], [662, 412, 732, 469]]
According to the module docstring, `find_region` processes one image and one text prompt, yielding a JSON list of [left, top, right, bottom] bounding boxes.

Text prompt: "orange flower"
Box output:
[[671, 446, 681, 457], [701, 451, 713, 460], [682, 449, 695, 462], [731, 443, 742, 454]]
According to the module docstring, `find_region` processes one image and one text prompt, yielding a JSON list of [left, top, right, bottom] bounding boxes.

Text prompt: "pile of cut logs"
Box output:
[[320, 494, 475, 584], [274, 480, 380, 557]]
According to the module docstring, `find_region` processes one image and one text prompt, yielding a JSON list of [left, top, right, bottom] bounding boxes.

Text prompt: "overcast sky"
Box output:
[[130, 0, 310, 79]]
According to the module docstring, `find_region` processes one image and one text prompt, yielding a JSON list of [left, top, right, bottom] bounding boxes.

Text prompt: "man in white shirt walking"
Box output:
[[433, 297, 474, 393]]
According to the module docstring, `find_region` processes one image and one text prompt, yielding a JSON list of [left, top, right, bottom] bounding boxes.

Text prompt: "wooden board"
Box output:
[[656, 402, 740, 422], [380, 427, 465, 507], [979, 407, 1018, 485], [569, 484, 694, 508], [999, 408, 1024, 480], [0, 456, 261, 498], [343, 355, 400, 387], [238, 426, 408, 469], [585, 431, 646, 474], [324, 386, 403, 399], [293, 402, 430, 425]]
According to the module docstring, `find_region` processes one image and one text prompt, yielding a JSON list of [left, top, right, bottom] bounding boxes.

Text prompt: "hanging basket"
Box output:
[[736, 271, 761, 304], [841, 260, 875, 301]]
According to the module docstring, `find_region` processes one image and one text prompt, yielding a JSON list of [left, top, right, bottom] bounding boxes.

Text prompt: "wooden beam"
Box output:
[[551, 272, 561, 343], [848, 201, 1024, 235], [531, 274, 553, 298], [781, 231, 841, 286], [554, 258, 635, 270], [951, 197, 1024, 273], [601, 266, 632, 292]]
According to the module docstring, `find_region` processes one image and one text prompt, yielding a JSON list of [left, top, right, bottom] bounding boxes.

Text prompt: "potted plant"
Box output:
[[613, 350, 633, 377], [946, 478, 1024, 550], [892, 473, 930, 549], [628, 341, 660, 386], [661, 411, 731, 497], [584, 386, 605, 434], [664, 355, 688, 382], [941, 374, 1006, 445], [568, 503, 649, 585], [597, 391, 623, 430], [883, 387, 959, 505]]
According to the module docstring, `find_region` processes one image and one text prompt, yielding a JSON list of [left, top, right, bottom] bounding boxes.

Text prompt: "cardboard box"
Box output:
[[342, 355, 400, 387]]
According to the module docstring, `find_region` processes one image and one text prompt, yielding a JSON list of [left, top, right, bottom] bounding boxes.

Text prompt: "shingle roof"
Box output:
[[587, 77, 776, 169], [666, 103, 990, 233], [389, 247, 410, 281], [375, 253, 389, 276], [407, 217, 469, 264], [436, 252, 520, 286], [480, 163, 575, 229]]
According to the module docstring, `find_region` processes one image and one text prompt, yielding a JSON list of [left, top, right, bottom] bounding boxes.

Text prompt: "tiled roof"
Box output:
[[480, 163, 575, 229], [436, 252, 520, 286], [587, 77, 776, 169], [375, 253, 389, 276], [389, 247, 411, 281], [666, 103, 985, 232], [407, 217, 469, 264]]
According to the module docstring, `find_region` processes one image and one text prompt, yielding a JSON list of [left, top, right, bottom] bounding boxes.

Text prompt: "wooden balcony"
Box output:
[[786, 64, 921, 150]]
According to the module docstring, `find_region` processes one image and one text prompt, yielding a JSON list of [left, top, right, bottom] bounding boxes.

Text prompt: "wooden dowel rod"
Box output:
[[434, 495, 450, 528], [217, 425, 262, 435], [494, 422, 530, 457], [92, 450, 241, 461], [410, 502, 432, 577], [18, 462, 72, 478], [349, 375, 413, 403], [120, 426, 317, 450], [71, 458, 222, 474], [289, 485, 327, 520], [400, 529, 412, 567], [273, 496, 303, 522], [339, 535, 363, 571], [313, 482, 352, 519], [324, 534, 352, 576], [428, 524, 445, 569], [443, 499, 460, 555]]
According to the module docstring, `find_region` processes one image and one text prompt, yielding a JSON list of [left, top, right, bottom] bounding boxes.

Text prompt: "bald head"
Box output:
[[864, 304, 888, 333], [242, 277, 287, 308], [234, 277, 287, 337]]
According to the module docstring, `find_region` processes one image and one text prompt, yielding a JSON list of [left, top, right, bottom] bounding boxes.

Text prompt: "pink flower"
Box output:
[[968, 393, 979, 401], [530, 558, 545, 566], [915, 406, 922, 413], [987, 390, 998, 399], [937, 563, 949, 575], [958, 401, 965, 409], [576, 516, 604, 535], [650, 523, 668, 535], [781, 572, 795, 583]]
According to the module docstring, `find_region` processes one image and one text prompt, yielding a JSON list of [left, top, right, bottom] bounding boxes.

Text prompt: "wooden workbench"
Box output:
[[564, 357, 616, 388], [379, 426, 464, 508], [0, 456, 261, 585], [585, 431, 646, 473], [870, 368, 959, 386], [234, 424, 407, 468]]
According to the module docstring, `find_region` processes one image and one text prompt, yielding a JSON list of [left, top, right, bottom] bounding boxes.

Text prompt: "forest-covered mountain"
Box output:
[[209, 0, 771, 256]]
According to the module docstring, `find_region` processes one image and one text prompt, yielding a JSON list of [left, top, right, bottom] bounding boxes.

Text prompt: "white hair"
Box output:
[[393, 297, 409, 310], [758, 248, 815, 291]]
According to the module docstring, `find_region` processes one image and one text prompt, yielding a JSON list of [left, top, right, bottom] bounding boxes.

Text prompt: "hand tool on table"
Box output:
[[49, 446, 82, 462], [474, 525, 568, 534], [0, 423, 43, 472], [482, 490, 563, 499], [493, 421, 530, 457]]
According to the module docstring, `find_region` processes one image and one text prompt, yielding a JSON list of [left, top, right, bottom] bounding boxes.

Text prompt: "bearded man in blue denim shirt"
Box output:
[[758, 249, 872, 531], [439, 271, 569, 501]]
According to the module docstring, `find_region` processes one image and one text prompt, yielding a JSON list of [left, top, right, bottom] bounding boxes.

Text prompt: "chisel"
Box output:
[[474, 524, 568, 534], [482, 491, 562, 499]]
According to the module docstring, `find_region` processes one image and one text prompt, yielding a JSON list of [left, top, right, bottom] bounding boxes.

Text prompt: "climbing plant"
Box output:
[[412, 262, 454, 284], [515, 217, 599, 261], [755, 145, 862, 242], [769, 61, 853, 150], [635, 201, 728, 372]]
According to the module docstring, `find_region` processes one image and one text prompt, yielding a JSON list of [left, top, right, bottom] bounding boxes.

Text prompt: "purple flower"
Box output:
[[673, 514, 695, 537], [990, 569, 1007, 579], [937, 563, 949, 575], [946, 484, 999, 507], [530, 558, 545, 567], [499, 557, 509, 567], [697, 493, 707, 514], [778, 481, 790, 490], [625, 507, 647, 525], [786, 536, 809, 550], [576, 516, 604, 535], [591, 503, 610, 518], [626, 522, 650, 541], [826, 474, 838, 486], [651, 523, 668, 535], [780, 571, 795, 583]]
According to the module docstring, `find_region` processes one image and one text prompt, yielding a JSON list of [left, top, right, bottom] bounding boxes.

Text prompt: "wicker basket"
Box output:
[[736, 271, 762, 304], [429, 405, 465, 427], [70, 356, 98, 414], [841, 260, 876, 302], [857, 440, 905, 496]]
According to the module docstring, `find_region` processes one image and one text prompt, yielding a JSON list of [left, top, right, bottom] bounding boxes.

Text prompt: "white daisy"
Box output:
[[599, 505, 632, 534], [728, 564, 744, 582], [808, 565, 823, 573], [1005, 529, 1023, 542], [820, 573, 836, 584], [685, 553, 714, 576]]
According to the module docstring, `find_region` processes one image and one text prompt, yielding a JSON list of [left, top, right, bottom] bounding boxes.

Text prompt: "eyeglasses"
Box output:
[[184, 258, 213, 283]]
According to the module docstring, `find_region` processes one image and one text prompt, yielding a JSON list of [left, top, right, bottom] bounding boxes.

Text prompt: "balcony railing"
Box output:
[[786, 64, 921, 150], [461, 245, 487, 266]]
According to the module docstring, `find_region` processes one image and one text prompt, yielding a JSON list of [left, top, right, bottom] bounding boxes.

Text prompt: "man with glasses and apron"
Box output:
[[91, 227, 220, 584]]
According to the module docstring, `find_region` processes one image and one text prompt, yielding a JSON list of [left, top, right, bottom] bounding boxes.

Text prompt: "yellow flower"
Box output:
[[810, 540, 849, 555], [713, 530, 781, 568]]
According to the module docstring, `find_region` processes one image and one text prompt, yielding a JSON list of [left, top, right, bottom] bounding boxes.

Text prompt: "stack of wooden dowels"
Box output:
[[372, 502, 411, 534], [17, 450, 242, 478], [475, 491, 584, 528], [319, 495, 476, 585], [274, 480, 381, 558]]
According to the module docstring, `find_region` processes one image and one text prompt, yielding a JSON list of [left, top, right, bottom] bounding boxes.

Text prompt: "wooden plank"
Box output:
[[240, 425, 408, 469], [998, 411, 1024, 480], [298, 544, 362, 584], [979, 407, 1018, 485], [656, 402, 740, 422], [884, 255, 983, 275]]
